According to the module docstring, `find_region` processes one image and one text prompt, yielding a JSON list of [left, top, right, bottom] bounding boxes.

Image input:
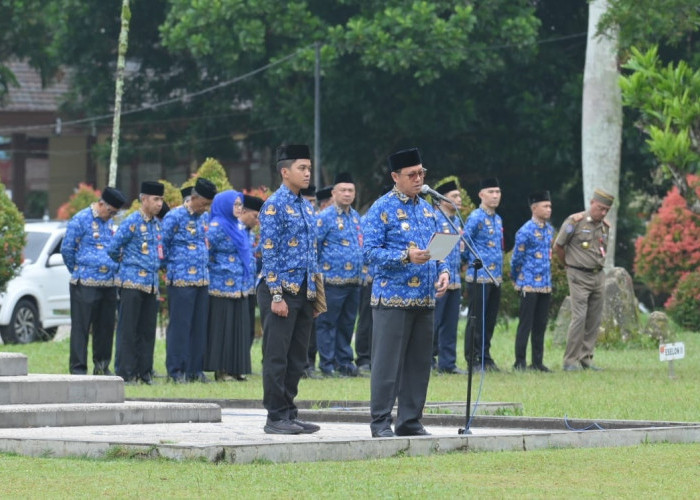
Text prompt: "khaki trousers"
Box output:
[[563, 268, 605, 366]]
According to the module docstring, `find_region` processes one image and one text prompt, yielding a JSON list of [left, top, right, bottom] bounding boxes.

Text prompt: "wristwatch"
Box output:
[[400, 250, 410, 264], [272, 294, 283, 303]]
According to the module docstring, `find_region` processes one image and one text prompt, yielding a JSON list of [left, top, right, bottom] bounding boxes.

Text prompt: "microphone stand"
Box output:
[[432, 202, 499, 435]]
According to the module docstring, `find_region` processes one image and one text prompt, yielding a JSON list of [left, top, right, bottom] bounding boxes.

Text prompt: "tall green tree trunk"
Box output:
[[582, 0, 621, 267], [108, 0, 131, 188]]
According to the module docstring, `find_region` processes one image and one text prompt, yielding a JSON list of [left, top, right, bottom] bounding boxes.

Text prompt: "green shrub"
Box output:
[[499, 249, 568, 327], [181, 157, 234, 194], [0, 182, 25, 292], [665, 271, 700, 331]]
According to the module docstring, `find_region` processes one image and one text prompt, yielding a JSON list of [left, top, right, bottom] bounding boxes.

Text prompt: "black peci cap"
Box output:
[[193, 177, 217, 200], [141, 181, 164, 196], [243, 194, 264, 212], [436, 180, 458, 195], [388, 148, 422, 171], [333, 172, 353, 185], [528, 190, 551, 205], [101, 186, 126, 209], [316, 186, 333, 202], [277, 144, 311, 162], [180, 186, 193, 199], [479, 177, 500, 190]]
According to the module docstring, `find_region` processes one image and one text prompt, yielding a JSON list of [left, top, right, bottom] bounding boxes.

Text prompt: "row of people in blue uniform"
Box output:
[[62, 178, 266, 384]]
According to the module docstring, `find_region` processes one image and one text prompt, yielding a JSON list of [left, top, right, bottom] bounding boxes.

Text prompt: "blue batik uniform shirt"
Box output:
[[207, 221, 247, 298], [107, 209, 163, 293], [161, 206, 210, 287], [510, 218, 554, 293], [363, 187, 449, 309], [434, 208, 462, 290], [62, 204, 118, 287], [317, 203, 363, 286], [259, 184, 319, 300], [462, 207, 503, 284]]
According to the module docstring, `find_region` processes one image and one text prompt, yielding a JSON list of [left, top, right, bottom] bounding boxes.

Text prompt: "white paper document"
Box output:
[[426, 232, 461, 260]]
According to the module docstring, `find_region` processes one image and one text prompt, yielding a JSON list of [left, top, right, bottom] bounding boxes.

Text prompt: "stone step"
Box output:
[[0, 401, 222, 428], [0, 353, 28, 376], [0, 375, 125, 405]]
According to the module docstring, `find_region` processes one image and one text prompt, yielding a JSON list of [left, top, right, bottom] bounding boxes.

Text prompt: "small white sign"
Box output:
[[659, 342, 685, 361]]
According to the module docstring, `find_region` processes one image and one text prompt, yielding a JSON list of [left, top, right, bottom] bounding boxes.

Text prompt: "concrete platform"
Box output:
[[0, 406, 698, 464], [0, 375, 125, 405], [0, 352, 28, 376], [0, 401, 221, 428]]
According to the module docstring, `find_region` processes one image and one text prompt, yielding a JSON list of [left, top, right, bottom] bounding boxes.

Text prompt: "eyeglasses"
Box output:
[[402, 168, 427, 180]]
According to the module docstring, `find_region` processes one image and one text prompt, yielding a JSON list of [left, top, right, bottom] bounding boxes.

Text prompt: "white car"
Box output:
[[0, 221, 71, 344]]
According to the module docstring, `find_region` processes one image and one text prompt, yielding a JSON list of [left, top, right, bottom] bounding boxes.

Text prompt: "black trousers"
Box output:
[[115, 288, 158, 381], [370, 307, 433, 435], [69, 283, 117, 374], [354, 281, 373, 368], [514, 292, 551, 367], [464, 282, 501, 365], [258, 282, 313, 422]]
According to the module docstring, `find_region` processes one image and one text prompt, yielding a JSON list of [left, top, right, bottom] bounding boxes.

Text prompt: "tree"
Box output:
[[582, 0, 622, 267], [620, 46, 700, 213], [159, 0, 541, 192], [0, 0, 58, 102]]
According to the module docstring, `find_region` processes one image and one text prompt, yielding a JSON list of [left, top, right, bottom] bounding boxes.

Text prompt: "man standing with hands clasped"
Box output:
[[555, 188, 614, 372], [62, 186, 126, 375], [363, 147, 450, 438], [510, 190, 554, 373], [462, 178, 504, 372], [257, 144, 323, 435]]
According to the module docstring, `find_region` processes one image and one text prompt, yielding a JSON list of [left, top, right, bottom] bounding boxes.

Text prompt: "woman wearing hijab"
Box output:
[[205, 190, 252, 381]]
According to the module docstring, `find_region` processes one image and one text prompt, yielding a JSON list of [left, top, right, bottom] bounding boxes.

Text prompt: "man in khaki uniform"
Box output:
[[554, 188, 614, 371]]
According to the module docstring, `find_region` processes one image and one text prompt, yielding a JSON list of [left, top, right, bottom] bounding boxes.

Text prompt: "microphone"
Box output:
[[421, 185, 456, 207]]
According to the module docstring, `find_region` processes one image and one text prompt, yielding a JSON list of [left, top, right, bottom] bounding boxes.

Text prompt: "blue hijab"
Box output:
[[210, 190, 251, 278]]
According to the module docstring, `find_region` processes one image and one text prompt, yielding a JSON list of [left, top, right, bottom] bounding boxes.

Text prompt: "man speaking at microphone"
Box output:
[[363, 147, 450, 438]]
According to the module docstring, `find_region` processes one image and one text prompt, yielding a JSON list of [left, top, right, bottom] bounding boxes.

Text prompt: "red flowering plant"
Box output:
[[634, 175, 700, 296], [56, 183, 101, 220]]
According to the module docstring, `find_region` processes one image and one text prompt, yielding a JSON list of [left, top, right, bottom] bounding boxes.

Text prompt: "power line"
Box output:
[[0, 31, 587, 136], [0, 46, 310, 134]]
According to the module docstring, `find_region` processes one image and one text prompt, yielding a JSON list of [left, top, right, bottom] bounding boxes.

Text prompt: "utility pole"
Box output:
[[314, 42, 321, 189], [108, 0, 131, 187]]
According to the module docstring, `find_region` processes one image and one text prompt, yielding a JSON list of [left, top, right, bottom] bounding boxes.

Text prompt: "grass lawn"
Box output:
[[1, 319, 699, 497]]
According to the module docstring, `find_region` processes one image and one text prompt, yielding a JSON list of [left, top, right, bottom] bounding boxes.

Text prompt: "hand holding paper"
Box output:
[[426, 232, 461, 260]]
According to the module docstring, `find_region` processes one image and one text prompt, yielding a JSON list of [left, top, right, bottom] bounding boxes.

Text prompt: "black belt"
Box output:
[[567, 265, 602, 273]]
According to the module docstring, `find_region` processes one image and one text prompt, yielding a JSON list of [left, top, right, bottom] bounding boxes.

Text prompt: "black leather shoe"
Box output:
[[338, 365, 359, 377], [371, 428, 395, 438], [168, 375, 188, 384], [93, 364, 112, 376], [484, 362, 501, 372], [395, 426, 431, 436], [139, 374, 153, 385], [188, 372, 210, 383], [438, 367, 467, 375], [292, 419, 320, 434], [513, 362, 527, 372], [581, 363, 603, 371], [301, 368, 322, 379], [264, 419, 303, 435], [529, 364, 552, 373]]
